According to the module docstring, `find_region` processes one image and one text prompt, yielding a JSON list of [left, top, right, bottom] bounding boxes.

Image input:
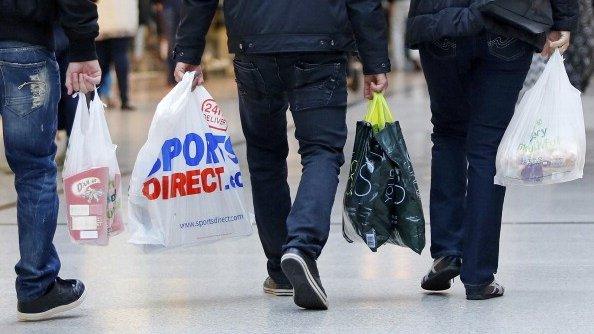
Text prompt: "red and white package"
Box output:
[[64, 167, 110, 245]]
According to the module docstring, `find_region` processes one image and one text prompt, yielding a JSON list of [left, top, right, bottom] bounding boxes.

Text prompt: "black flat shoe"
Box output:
[[466, 280, 505, 300], [281, 248, 328, 310], [421, 256, 462, 291], [17, 278, 86, 321]]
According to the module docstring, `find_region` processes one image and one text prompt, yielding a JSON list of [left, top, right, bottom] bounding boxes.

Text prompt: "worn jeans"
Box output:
[[0, 41, 61, 301], [419, 34, 532, 286], [234, 53, 348, 284]]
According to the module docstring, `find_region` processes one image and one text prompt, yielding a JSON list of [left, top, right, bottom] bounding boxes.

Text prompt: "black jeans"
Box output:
[[96, 37, 131, 105], [419, 34, 532, 286], [234, 53, 348, 284]]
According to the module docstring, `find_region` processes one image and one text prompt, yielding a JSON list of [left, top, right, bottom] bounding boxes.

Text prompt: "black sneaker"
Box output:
[[281, 248, 328, 310], [17, 278, 86, 321], [263, 276, 293, 296], [421, 256, 462, 291], [466, 280, 505, 300], [121, 104, 136, 111]]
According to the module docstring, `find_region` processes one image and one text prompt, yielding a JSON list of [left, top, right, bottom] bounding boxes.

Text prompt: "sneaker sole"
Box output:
[[17, 289, 87, 322], [421, 267, 460, 291], [263, 287, 294, 297], [466, 293, 504, 301], [281, 253, 328, 310]]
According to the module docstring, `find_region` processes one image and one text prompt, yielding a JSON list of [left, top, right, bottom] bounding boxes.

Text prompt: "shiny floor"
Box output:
[[0, 73, 593, 333]]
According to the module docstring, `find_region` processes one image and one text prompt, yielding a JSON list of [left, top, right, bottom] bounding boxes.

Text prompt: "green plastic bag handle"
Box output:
[[364, 92, 394, 131]]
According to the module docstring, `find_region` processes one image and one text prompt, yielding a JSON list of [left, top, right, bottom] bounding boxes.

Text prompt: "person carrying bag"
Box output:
[[406, 0, 579, 300]]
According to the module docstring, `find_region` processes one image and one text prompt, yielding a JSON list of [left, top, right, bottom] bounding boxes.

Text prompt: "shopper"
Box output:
[[0, 0, 101, 321], [406, 0, 578, 300], [96, 0, 139, 110], [175, 0, 390, 310]]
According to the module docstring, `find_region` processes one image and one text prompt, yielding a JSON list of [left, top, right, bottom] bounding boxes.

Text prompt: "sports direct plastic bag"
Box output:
[[495, 50, 586, 186], [128, 72, 252, 249], [63, 92, 123, 245]]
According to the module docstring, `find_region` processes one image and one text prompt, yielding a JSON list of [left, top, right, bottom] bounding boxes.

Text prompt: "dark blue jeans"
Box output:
[[234, 53, 348, 284], [419, 34, 532, 286], [0, 41, 61, 301], [96, 38, 131, 105]]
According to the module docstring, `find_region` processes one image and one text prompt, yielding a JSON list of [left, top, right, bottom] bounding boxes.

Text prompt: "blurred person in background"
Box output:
[[0, 0, 101, 321], [54, 25, 79, 167], [388, 0, 414, 71], [407, 0, 578, 300], [135, 0, 153, 63], [96, 0, 139, 110], [55, 26, 78, 139], [175, 0, 390, 311], [158, 0, 183, 86]]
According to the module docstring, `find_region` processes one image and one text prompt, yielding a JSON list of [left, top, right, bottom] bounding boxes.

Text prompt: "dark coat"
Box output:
[[0, 0, 99, 61], [174, 0, 391, 74], [406, 0, 579, 50]]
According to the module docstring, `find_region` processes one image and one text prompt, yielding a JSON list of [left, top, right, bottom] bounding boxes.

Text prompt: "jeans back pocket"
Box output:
[[1, 60, 49, 118], [291, 59, 345, 112], [426, 38, 457, 59], [487, 35, 528, 62]]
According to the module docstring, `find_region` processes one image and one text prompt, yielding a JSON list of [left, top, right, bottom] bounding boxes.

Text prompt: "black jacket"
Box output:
[[175, 0, 391, 75], [406, 0, 579, 50], [0, 0, 99, 61]]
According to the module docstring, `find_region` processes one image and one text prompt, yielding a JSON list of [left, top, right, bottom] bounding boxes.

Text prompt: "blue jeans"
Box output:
[[96, 38, 131, 105], [234, 53, 348, 284], [0, 41, 61, 301], [419, 34, 532, 286]]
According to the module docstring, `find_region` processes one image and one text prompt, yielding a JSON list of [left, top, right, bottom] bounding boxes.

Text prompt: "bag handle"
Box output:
[[364, 92, 394, 131]]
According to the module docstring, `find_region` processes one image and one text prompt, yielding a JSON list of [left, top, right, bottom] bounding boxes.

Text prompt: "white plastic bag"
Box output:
[[63, 92, 123, 245], [495, 50, 586, 186], [128, 72, 252, 249]]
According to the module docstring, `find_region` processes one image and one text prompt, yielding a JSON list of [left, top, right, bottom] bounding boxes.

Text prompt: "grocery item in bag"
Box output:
[[128, 72, 252, 249], [64, 167, 109, 243], [495, 50, 586, 186], [343, 93, 425, 253], [63, 92, 122, 245]]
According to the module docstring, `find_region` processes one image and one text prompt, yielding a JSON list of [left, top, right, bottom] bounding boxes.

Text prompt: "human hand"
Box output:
[[541, 31, 571, 58], [65, 60, 102, 95], [174, 62, 204, 90], [364, 73, 389, 100]]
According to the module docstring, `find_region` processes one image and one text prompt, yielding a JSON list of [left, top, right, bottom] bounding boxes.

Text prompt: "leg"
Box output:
[[284, 53, 349, 259], [234, 55, 291, 284], [0, 44, 61, 302], [111, 38, 132, 107], [419, 40, 471, 260], [96, 40, 112, 97], [461, 35, 533, 286]]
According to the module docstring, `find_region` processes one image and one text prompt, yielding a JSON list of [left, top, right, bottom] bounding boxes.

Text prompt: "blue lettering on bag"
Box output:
[[147, 131, 239, 178]]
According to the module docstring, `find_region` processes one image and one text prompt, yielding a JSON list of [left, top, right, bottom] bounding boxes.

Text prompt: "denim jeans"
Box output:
[[419, 34, 532, 286], [234, 53, 348, 284], [0, 41, 61, 301]]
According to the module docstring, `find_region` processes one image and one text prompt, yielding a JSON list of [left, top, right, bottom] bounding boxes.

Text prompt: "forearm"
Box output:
[[174, 0, 218, 64], [346, 0, 391, 75]]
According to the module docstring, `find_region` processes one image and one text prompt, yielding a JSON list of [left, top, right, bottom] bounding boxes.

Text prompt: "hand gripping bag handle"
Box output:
[[364, 92, 394, 131]]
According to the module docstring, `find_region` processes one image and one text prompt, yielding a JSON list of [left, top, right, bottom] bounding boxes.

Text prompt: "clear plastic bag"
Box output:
[[128, 72, 252, 250], [495, 50, 586, 186], [63, 91, 122, 245]]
